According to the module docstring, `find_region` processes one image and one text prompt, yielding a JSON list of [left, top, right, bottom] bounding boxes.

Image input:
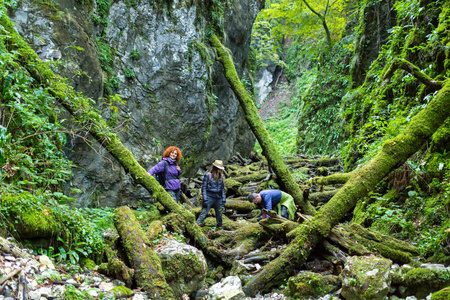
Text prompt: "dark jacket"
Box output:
[[148, 157, 181, 190], [202, 173, 226, 205]]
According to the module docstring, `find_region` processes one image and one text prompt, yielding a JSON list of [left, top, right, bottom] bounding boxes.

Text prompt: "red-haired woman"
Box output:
[[148, 146, 182, 203]]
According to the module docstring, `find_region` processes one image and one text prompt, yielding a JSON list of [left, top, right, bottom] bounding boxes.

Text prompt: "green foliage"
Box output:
[[254, 84, 298, 156], [130, 49, 141, 60], [0, 38, 71, 196], [124, 68, 136, 79], [151, 230, 186, 245], [91, 0, 111, 25], [353, 151, 450, 261], [0, 25, 107, 265], [255, 0, 347, 59], [96, 37, 115, 74], [65, 284, 94, 300], [96, 37, 119, 94], [4, 0, 18, 8], [340, 0, 450, 170], [290, 36, 353, 155]]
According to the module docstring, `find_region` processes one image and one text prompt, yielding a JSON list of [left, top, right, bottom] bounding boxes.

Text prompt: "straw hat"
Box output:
[[213, 160, 225, 170]]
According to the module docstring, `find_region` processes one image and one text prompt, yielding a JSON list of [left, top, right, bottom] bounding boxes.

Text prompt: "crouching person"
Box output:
[[248, 189, 296, 220], [196, 160, 226, 228]]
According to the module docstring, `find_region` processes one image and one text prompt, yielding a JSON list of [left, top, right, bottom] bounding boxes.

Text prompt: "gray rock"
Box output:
[[155, 238, 207, 299], [341, 255, 392, 300], [204, 276, 245, 300], [420, 263, 446, 270], [231, 260, 257, 276]]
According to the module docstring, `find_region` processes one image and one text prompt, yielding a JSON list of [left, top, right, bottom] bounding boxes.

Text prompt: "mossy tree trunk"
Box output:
[[210, 35, 316, 215], [114, 206, 174, 299], [0, 9, 211, 254], [242, 71, 450, 295]]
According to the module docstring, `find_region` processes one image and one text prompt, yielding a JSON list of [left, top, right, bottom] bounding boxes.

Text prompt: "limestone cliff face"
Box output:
[[8, 0, 262, 207]]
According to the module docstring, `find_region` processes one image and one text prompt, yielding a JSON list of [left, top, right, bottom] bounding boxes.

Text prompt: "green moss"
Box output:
[[402, 268, 450, 298], [81, 258, 96, 270], [431, 287, 450, 300], [287, 272, 340, 298], [110, 286, 133, 298]]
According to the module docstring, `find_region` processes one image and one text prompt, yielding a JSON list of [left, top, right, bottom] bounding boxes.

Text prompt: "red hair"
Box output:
[[163, 146, 182, 162]]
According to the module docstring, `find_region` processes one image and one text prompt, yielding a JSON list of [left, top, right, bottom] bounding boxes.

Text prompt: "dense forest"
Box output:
[[1, 0, 450, 299]]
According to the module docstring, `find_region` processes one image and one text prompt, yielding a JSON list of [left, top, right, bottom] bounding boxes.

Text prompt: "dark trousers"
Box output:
[[167, 189, 180, 203], [281, 205, 288, 219], [196, 193, 223, 227]]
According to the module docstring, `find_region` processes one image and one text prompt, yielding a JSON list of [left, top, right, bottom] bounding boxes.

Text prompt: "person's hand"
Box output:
[[176, 166, 181, 171]]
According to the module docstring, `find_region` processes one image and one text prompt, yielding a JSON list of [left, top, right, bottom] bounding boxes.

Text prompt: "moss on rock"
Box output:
[[431, 286, 450, 300], [287, 271, 341, 298]]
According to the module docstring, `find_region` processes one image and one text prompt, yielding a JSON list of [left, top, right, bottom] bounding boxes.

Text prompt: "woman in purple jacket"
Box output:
[[148, 146, 182, 203]]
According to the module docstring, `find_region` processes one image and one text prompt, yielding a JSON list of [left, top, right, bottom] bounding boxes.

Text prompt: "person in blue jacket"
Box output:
[[248, 189, 296, 220], [148, 146, 182, 203], [196, 160, 226, 228]]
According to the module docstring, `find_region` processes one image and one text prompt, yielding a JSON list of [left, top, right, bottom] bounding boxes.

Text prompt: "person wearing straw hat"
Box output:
[[196, 160, 226, 228]]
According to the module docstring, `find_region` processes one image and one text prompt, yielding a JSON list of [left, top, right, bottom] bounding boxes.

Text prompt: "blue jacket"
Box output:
[[259, 190, 282, 211], [202, 173, 226, 205], [148, 157, 181, 190]]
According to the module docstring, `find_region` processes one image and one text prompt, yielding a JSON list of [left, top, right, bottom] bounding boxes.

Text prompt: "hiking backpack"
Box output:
[[154, 160, 169, 186]]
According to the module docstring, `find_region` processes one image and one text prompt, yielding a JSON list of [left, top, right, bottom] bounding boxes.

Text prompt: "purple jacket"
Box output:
[[148, 157, 181, 191]]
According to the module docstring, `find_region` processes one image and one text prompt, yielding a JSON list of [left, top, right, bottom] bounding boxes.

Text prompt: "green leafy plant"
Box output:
[[130, 49, 141, 60], [124, 68, 136, 79]]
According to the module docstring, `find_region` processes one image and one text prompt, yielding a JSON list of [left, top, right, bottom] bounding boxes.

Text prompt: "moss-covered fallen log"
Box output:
[[224, 179, 243, 196], [0, 237, 34, 259], [210, 35, 315, 215], [114, 206, 174, 299], [347, 223, 418, 256], [207, 223, 271, 264], [309, 190, 339, 206], [284, 157, 341, 167], [224, 199, 256, 212], [227, 164, 262, 177], [243, 67, 450, 295], [259, 217, 299, 239], [311, 173, 352, 186], [98, 258, 134, 288], [231, 171, 269, 183]]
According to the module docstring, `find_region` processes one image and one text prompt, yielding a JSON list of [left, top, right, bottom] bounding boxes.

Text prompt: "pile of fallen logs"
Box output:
[[173, 152, 419, 284]]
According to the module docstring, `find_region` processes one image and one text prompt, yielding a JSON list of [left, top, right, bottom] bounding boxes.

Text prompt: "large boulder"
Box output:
[[8, 0, 263, 207], [340, 255, 392, 300], [154, 238, 207, 299]]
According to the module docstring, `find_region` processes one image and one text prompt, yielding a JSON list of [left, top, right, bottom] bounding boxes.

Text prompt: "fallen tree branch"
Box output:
[[0, 268, 23, 287], [383, 58, 444, 91], [0, 237, 33, 259]]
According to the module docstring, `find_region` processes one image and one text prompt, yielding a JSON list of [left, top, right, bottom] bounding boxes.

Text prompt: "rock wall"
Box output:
[[8, 0, 262, 207], [351, 0, 397, 86]]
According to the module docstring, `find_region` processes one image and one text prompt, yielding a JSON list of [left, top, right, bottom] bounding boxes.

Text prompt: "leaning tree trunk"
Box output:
[[114, 206, 174, 299], [0, 8, 211, 255], [210, 35, 316, 215], [242, 67, 450, 295]]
